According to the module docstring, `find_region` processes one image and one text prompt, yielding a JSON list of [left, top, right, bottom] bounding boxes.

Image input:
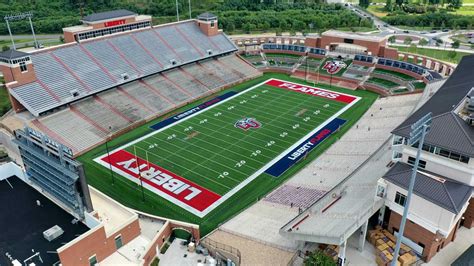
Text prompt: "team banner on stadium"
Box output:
[[265, 118, 346, 177], [265, 79, 357, 104], [100, 149, 221, 212], [150, 91, 238, 130]]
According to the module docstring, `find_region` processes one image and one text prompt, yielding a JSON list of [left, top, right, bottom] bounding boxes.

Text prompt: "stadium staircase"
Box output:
[[292, 55, 307, 73]]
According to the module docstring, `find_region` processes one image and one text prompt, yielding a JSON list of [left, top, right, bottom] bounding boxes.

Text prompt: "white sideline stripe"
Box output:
[[94, 78, 361, 218]]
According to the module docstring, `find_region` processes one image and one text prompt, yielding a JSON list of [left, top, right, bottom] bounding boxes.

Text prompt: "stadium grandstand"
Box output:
[[1, 7, 472, 266], [1, 11, 260, 155]]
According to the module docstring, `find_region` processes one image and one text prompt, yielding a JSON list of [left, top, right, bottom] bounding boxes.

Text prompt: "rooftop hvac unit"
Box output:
[[43, 225, 64, 242], [121, 73, 129, 81], [207, 49, 213, 56], [70, 90, 79, 98], [170, 59, 177, 66]]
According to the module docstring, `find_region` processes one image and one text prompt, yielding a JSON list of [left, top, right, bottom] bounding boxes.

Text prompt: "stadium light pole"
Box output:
[[391, 113, 432, 266], [176, 0, 180, 22], [105, 133, 115, 185], [305, 53, 308, 82], [188, 0, 192, 20], [5, 19, 15, 49], [133, 146, 146, 202]]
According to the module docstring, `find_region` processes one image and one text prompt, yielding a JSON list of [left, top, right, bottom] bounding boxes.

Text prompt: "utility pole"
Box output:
[[391, 113, 432, 266]]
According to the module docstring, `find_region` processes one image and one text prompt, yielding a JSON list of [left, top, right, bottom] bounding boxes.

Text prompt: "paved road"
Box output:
[[0, 34, 61, 40], [344, 4, 474, 51]]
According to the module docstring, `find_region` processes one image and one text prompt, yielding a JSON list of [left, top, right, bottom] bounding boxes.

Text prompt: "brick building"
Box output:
[[381, 55, 474, 262]]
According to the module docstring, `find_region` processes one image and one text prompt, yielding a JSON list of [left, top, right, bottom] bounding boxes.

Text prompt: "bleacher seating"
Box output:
[[96, 89, 152, 122], [143, 75, 190, 105], [262, 43, 307, 53], [163, 69, 210, 94], [182, 63, 222, 90], [354, 54, 374, 63], [120, 82, 174, 114], [377, 58, 432, 80], [27, 54, 260, 155], [108, 35, 162, 76], [29, 52, 88, 99], [81, 41, 139, 81], [72, 97, 130, 132], [308, 47, 326, 56], [36, 110, 105, 152], [52, 45, 115, 91], [158, 26, 200, 62], [200, 59, 241, 85], [9, 21, 237, 116], [218, 55, 261, 78], [264, 185, 326, 209]]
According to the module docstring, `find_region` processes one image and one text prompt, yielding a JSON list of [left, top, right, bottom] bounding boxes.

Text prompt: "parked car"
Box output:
[[430, 30, 437, 33], [403, 30, 410, 33], [442, 29, 450, 32]]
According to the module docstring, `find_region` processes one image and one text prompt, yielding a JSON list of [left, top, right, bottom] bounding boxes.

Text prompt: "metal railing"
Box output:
[[201, 238, 242, 265]]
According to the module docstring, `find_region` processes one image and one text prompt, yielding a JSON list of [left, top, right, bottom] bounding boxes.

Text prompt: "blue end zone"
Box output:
[[265, 118, 346, 177], [150, 91, 237, 130]]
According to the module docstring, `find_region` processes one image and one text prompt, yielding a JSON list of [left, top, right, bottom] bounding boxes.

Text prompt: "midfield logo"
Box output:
[[322, 60, 347, 74], [235, 117, 261, 131]]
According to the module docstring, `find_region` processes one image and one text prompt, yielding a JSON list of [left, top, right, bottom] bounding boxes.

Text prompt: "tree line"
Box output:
[[382, 11, 474, 29], [0, 0, 372, 35]]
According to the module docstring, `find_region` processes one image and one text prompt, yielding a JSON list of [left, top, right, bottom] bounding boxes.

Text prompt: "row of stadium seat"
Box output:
[[33, 55, 260, 154]]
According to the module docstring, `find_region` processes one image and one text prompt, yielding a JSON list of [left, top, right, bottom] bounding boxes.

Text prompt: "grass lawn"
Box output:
[[449, 6, 474, 15], [413, 81, 427, 90], [373, 68, 416, 81], [367, 5, 389, 17], [78, 72, 378, 236], [367, 77, 400, 88], [265, 53, 302, 58], [0, 87, 11, 116], [394, 46, 470, 64]]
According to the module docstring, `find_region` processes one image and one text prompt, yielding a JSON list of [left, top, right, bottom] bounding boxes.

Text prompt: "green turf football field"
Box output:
[[130, 82, 347, 194], [81, 73, 378, 234], [95, 78, 358, 217]]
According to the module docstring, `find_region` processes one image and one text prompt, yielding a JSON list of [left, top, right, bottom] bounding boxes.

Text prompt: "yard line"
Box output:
[[160, 126, 275, 161], [171, 118, 292, 151], [134, 144, 235, 190], [143, 137, 258, 180], [175, 83, 339, 181], [217, 98, 338, 132]]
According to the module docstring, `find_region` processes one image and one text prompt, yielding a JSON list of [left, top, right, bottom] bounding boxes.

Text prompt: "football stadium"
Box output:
[[0, 7, 473, 266]]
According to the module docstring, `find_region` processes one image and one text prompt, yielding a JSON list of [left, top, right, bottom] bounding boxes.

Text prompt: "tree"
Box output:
[[449, 0, 463, 9], [447, 50, 457, 60], [304, 251, 336, 266], [1, 45, 9, 52], [404, 37, 413, 45], [360, 0, 371, 8], [452, 39, 460, 49], [388, 35, 397, 43], [419, 38, 428, 46]]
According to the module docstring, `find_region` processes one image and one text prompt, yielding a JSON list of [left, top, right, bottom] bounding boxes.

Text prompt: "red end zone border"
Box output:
[[94, 78, 360, 218]]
